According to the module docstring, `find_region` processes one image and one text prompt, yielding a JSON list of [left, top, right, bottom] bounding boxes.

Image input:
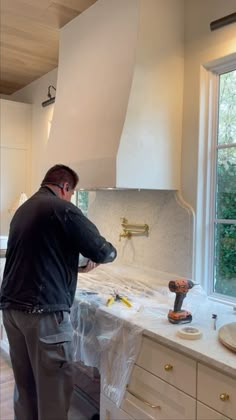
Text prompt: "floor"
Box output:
[[0, 349, 96, 420]]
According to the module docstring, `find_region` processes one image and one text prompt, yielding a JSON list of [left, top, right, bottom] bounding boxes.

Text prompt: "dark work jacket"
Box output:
[[0, 187, 117, 313]]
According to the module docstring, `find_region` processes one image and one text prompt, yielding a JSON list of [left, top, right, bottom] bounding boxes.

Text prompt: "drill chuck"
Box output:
[[169, 279, 194, 294]]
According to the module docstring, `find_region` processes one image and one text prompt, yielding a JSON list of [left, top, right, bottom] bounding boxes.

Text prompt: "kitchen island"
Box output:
[[73, 264, 236, 420]]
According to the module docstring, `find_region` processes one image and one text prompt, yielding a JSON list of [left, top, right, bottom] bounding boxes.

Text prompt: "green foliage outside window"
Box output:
[[71, 191, 89, 216], [77, 191, 88, 216], [214, 70, 236, 298], [214, 159, 236, 296]]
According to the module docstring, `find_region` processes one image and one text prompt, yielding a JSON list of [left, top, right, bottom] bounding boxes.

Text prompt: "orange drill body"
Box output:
[[168, 279, 195, 324]]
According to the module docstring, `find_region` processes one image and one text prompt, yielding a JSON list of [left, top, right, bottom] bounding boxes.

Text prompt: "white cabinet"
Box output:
[[122, 365, 196, 420], [197, 402, 231, 420], [121, 336, 196, 420], [136, 336, 197, 396], [0, 99, 31, 235], [100, 334, 235, 420], [197, 364, 235, 420]]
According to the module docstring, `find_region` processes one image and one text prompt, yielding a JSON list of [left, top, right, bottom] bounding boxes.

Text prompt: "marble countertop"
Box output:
[[76, 263, 236, 378], [1, 258, 235, 377]]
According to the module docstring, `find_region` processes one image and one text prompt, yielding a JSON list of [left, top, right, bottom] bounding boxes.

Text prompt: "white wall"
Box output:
[[182, 0, 236, 210], [10, 69, 58, 193], [0, 100, 31, 234]]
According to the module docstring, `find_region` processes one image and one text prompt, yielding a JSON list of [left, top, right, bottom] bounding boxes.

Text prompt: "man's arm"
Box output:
[[68, 207, 117, 264]]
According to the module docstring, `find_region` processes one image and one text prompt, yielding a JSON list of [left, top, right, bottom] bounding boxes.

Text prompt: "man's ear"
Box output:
[[62, 183, 70, 193]]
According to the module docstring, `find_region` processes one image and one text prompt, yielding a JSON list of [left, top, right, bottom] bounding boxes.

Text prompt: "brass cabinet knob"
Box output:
[[164, 364, 173, 371], [219, 393, 230, 401]]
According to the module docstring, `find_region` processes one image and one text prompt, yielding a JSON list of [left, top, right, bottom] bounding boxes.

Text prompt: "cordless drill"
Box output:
[[168, 279, 195, 324]]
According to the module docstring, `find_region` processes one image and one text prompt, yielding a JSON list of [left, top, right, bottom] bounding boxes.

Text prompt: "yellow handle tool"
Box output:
[[106, 296, 115, 306], [120, 296, 132, 308]]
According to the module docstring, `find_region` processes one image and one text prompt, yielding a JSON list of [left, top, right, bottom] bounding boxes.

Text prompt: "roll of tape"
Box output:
[[177, 326, 202, 340]]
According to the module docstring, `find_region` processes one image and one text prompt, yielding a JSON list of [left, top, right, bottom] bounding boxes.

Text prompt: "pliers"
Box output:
[[106, 290, 132, 308]]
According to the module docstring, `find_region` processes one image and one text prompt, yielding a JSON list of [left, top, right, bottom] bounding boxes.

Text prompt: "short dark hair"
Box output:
[[41, 164, 79, 189]]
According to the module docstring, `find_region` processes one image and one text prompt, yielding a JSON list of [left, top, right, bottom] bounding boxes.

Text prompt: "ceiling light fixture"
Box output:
[[41, 85, 56, 107], [210, 12, 236, 31]]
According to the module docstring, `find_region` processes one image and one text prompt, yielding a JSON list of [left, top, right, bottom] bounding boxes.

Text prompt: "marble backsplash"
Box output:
[[87, 190, 194, 279]]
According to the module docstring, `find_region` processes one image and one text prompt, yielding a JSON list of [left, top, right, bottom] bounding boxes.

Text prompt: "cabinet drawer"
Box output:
[[197, 401, 231, 420], [137, 336, 197, 396], [122, 365, 196, 420], [198, 364, 235, 420], [100, 394, 134, 420]]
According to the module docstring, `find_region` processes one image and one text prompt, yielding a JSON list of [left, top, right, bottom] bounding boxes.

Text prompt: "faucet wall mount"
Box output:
[[119, 217, 149, 241]]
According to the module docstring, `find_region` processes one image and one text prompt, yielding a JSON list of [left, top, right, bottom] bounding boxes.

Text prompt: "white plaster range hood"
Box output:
[[47, 0, 184, 190]]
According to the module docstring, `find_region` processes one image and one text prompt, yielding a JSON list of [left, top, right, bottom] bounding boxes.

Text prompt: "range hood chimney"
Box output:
[[47, 0, 184, 190]]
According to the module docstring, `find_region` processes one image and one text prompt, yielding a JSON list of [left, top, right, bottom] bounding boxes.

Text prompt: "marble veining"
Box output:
[[87, 190, 194, 279]]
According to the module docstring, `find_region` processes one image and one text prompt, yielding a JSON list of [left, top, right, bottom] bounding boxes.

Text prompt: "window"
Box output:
[[197, 55, 236, 304], [214, 70, 236, 298], [71, 191, 89, 216]]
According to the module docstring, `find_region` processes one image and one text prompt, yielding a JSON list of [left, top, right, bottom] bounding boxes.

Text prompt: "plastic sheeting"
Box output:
[[70, 292, 142, 406], [70, 263, 208, 406]]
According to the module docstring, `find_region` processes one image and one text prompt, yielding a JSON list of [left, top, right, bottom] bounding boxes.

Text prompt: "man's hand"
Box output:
[[78, 260, 100, 273]]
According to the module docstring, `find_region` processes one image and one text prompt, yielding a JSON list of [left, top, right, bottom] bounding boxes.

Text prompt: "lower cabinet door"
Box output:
[[121, 365, 196, 420], [100, 393, 134, 420], [198, 364, 235, 420], [197, 402, 231, 420]]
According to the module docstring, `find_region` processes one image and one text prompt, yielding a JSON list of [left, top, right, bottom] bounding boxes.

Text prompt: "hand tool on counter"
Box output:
[[106, 290, 132, 308], [168, 279, 195, 324]]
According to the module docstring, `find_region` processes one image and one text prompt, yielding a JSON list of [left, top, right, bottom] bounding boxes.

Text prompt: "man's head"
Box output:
[[41, 164, 79, 202]]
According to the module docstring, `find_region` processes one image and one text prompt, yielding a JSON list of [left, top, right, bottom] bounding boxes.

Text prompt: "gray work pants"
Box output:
[[2, 309, 75, 420]]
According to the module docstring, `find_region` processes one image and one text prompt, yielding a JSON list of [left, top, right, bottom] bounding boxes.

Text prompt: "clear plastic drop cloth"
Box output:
[[70, 292, 143, 406]]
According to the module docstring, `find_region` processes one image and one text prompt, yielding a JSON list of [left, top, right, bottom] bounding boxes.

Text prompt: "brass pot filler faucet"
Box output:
[[119, 217, 149, 241]]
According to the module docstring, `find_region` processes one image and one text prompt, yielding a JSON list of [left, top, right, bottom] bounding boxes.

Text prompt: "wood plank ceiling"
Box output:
[[0, 0, 97, 95]]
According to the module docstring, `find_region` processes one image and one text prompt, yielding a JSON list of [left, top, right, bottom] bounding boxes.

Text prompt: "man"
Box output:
[[0, 164, 117, 420]]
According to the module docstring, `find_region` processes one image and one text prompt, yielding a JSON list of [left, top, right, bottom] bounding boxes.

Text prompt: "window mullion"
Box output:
[[214, 219, 236, 224], [216, 143, 236, 150]]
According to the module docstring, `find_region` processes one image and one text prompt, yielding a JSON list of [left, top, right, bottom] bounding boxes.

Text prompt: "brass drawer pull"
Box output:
[[220, 393, 230, 401], [127, 387, 161, 409], [164, 364, 173, 371]]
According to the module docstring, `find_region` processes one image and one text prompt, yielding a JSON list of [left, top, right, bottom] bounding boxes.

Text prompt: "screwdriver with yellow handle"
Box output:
[[106, 291, 132, 308], [106, 296, 115, 306]]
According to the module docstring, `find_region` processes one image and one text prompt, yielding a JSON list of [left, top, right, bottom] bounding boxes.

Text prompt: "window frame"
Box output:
[[195, 53, 236, 305]]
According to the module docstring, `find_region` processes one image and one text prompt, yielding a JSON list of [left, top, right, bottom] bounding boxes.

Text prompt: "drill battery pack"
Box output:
[[168, 310, 192, 324]]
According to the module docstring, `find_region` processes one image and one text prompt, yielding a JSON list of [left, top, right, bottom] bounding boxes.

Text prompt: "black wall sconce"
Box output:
[[210, 12, 236, 31], [42, 85, 56, 107]]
